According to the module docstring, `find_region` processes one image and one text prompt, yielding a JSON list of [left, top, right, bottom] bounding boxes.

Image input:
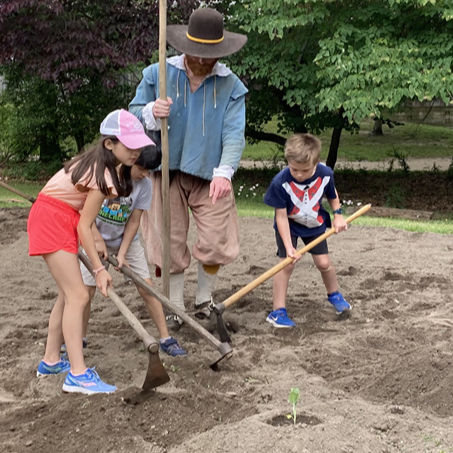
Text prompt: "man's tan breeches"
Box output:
[[141, 171, 240, 274]]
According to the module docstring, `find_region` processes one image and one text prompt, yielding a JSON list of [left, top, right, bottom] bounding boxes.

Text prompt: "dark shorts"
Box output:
[[275, 230, 328, 258]]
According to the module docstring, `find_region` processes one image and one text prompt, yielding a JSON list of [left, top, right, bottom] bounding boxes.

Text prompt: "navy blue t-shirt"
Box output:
[[264, 164, 337, 238]]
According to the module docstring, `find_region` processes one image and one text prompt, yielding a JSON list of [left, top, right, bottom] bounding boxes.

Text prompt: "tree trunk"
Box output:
[[245, 129, 287, 146], [74, 131, 85, 152], [326, 107, 345, 170], [372, 118, 384, 136], [39, 128, 62, 163], [294, 124, 308, 134]]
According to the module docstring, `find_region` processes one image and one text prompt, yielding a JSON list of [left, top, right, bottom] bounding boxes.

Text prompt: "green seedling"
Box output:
[[287, 388, 300, 425]]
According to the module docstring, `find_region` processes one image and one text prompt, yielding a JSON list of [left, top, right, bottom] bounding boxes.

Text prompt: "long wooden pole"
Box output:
[[159, 0, 171, 298]]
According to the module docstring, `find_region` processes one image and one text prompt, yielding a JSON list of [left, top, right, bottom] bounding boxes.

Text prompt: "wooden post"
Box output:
[[159, 0, 171, 298]]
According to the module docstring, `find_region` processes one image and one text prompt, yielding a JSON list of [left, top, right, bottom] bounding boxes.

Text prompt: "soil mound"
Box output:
[[1, 209, 453, 452]]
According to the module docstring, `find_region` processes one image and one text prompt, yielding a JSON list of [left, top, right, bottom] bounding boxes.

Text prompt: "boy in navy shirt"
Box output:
[[263, 133, 350, 328]]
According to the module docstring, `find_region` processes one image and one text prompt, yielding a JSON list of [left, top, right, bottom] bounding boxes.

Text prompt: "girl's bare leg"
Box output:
[[82, 287, 96, 338], [44, 250, 89, 375], [42, 287, 65, 364]]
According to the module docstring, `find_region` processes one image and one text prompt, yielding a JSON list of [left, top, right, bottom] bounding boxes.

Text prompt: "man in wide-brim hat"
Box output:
[[129, 8, 248, 330]]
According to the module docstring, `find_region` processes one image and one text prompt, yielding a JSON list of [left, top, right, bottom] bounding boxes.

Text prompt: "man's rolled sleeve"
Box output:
[[142, 103, 162, 131], [129, 66, 157, 123]]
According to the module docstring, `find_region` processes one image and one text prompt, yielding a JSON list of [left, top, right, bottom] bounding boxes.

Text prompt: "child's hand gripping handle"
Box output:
[[78, 251, 159, 353], [78, 252, 170, 391], [215, 204, 371, 313]]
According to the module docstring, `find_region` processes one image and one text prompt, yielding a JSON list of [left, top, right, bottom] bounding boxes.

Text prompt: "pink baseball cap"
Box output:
[[100, 109, 155, 150]]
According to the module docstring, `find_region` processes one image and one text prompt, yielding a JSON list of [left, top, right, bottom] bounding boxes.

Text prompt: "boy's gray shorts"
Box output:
[[80, 240, 150, 286]]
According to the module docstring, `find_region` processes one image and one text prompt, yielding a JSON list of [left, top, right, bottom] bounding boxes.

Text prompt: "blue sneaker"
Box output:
[[62, 368, 117, 394], [266, 308, 296, 328], [61, 338, 88, 353], [37, 357, 71, 377], [328, 291, 351, 314], [160, 337, 188, 357]]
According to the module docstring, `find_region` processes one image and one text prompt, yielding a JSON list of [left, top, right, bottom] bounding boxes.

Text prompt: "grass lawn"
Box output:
[[232, 171, 453, 235], [1, 178, 452, 235], [0, 181, 42, 208], [235, 198, 453, 235], [243, 118, 453, 163]]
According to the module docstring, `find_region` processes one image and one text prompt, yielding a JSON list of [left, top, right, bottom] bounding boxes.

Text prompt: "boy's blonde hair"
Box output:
[[285, 133, 321, 165]]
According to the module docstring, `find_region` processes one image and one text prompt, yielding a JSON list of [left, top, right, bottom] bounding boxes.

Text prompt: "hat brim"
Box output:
[[118, 134, 155, 150], [167, 25, 247, 59]]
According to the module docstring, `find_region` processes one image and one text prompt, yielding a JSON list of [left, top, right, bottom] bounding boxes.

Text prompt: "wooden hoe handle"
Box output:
[[0, 180, 36, 203], [78, 251, 159, 353], [221, 204, 371, 310]]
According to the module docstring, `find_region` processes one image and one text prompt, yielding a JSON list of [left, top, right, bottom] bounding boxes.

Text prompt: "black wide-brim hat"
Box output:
[[167, 8, 247, 59]]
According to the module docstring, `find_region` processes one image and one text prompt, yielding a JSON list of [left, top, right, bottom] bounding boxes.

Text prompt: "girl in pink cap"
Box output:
[[28, 109, 154, 394]]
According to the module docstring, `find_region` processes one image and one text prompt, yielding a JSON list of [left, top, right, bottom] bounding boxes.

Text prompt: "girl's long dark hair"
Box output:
[[64, 136, 133, 197]]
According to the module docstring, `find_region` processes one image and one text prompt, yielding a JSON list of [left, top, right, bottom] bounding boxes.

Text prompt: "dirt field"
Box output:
[[1, 207, 453, 453]]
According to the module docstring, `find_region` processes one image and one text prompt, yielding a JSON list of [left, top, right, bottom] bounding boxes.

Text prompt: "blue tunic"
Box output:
[[129, 57, 248, 181]]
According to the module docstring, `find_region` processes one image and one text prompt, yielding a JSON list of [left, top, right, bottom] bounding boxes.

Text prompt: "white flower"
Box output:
[[357, 202, 362, 206]]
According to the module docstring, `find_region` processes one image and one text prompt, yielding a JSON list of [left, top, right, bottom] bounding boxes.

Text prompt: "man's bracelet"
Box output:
[[333, 208, 343, 215]]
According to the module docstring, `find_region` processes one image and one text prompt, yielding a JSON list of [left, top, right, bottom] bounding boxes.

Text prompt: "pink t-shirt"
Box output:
[[41, 165, 118, 211]]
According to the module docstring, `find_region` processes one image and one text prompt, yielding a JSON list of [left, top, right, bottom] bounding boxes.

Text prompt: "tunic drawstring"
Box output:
[[203, 84, 206, 136]]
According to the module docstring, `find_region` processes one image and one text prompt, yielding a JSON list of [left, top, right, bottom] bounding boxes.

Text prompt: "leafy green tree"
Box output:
[[224, 0, 453, 167], [0, 0, 199, 163], [0, 65, 134, 163], [0, 102, 16, 164]]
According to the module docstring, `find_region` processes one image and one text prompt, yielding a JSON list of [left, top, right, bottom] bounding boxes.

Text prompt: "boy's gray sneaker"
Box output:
[[166, 315, 183, 332]]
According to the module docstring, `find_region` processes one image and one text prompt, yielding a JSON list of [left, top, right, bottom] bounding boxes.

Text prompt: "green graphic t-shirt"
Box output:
[[95, 177, 152, 248]]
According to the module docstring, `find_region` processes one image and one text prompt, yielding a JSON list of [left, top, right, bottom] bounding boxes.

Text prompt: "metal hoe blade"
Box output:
[[106, 256, 234, 370], [142, 341, 170, 391], [209, 341, 233, 371], [78, 252, 170, 391], [209, 303, 231, 344]]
